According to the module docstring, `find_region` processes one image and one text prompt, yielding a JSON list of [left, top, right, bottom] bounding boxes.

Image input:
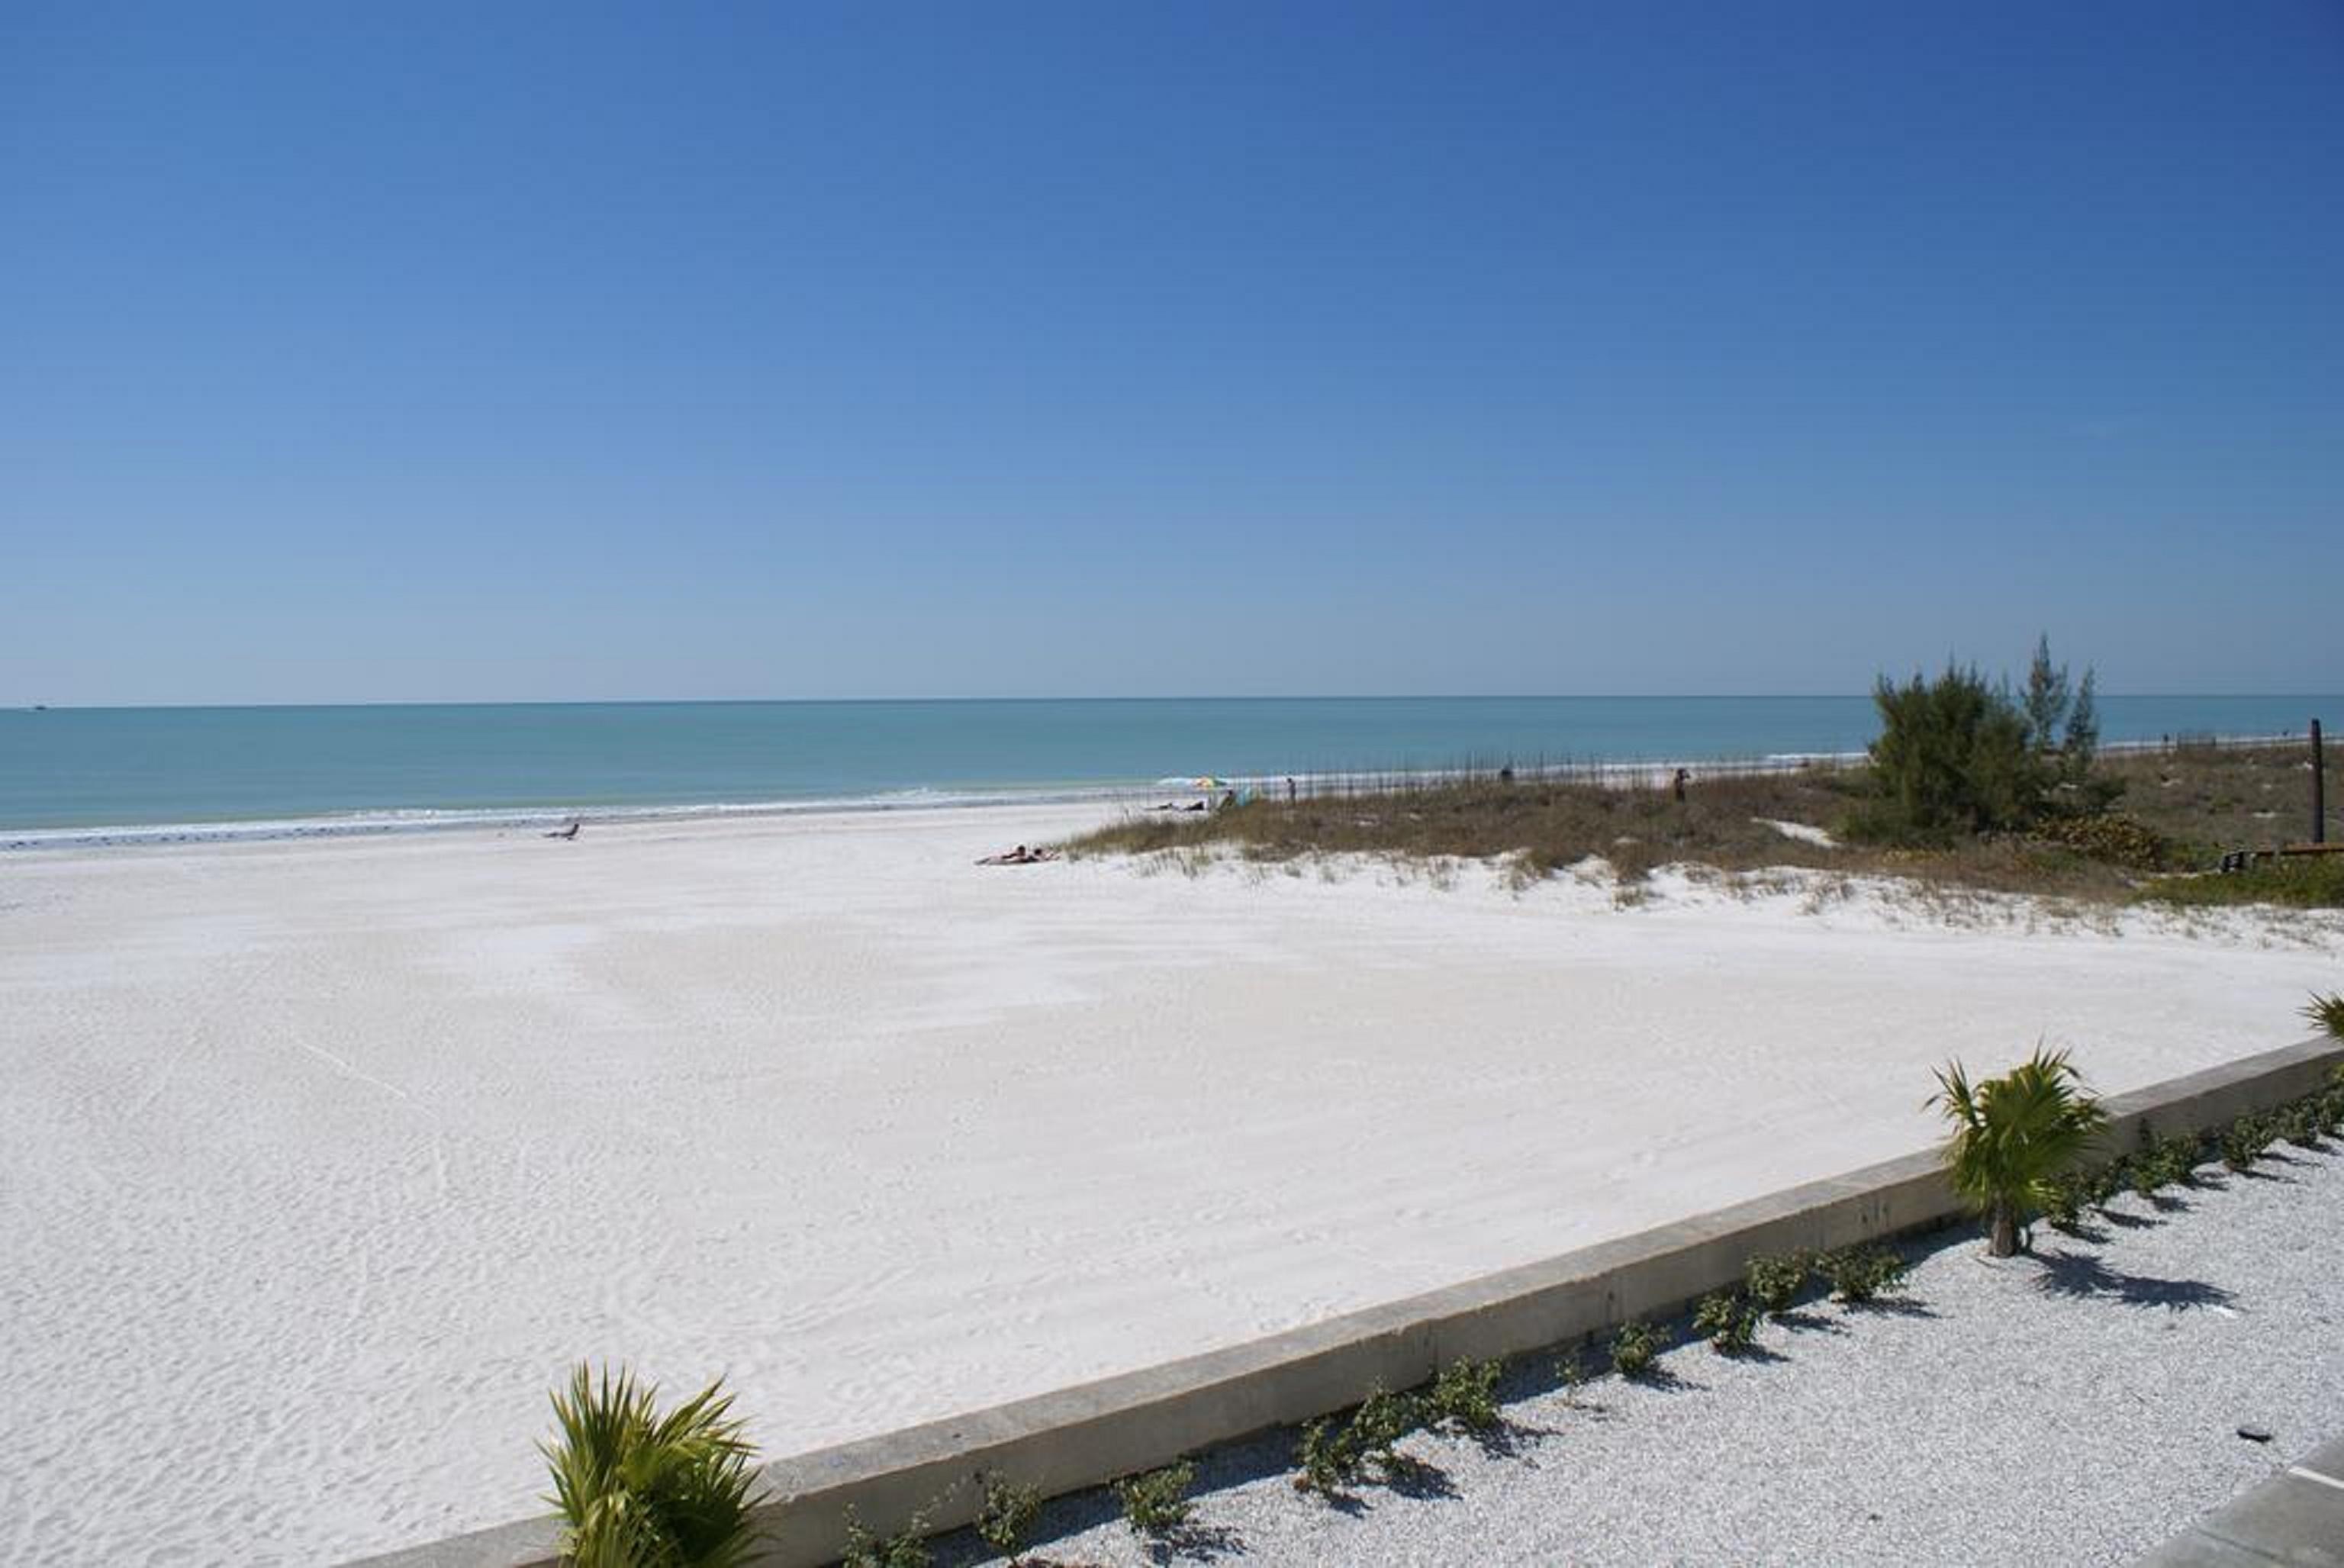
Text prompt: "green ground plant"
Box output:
[[1427, 1358, 1502, 1434], [1692, 1290, 1760, 1353], [1350, 1388, 1424, 1463], [1927, 1047, 2107, 1256], [1114, 1461, 1195, 1537], [539, 1364, 759, 1568], [1820, 1245, 1908, 1303], [1554, 1348, 1589, 1407], [1611, 1319, 1662, 1378], [1293, 1416, 1363, 1495], [974, 1476, 1042, 1564], [2136, 1129, 2204, 1189], [2043, 1170, 2094, 1233], [2139, 857, 2344, 910], [1745, 1251, 1812, 1315], [841, 1508, 932, 1568], [2221, 1115, 2275, 1172]]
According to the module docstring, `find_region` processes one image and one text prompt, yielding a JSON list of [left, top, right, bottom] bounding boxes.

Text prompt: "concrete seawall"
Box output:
[[350, 1033, 2343, 1568]]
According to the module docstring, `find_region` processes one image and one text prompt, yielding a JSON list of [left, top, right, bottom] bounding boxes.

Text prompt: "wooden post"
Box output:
[[2314, 719, 2327, 845]]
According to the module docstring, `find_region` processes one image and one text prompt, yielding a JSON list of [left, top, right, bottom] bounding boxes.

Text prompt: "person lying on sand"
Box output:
[[976, 844, 1059, 866], [544, 820, 581, 840]]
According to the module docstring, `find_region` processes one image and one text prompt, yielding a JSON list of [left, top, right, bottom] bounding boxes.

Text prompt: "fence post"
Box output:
[[2315, 719, 2327, 845]]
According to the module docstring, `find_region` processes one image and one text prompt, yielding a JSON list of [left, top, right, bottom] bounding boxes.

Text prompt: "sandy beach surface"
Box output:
[[2, 805, 2336, 1565]]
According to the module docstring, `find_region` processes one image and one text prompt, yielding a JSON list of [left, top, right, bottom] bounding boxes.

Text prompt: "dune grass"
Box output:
[[1063, 741, 2337, 908]]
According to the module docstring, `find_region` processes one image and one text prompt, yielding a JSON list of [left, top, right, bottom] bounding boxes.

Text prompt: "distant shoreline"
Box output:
[[1, 731, 2307, 852]]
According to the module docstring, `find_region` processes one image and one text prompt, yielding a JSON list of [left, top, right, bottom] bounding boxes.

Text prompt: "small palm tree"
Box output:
[[2307, 992, 2344, 1042], [541, 1364, 761, 1568], [1927, 1047, 2106, 1257]]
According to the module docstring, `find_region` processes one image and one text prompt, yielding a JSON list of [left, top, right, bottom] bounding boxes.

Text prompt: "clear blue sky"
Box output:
[[3, 2, 2337, 704]]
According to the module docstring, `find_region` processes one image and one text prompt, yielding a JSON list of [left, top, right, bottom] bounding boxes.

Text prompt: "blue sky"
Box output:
[[3, 2, 2337, 704]]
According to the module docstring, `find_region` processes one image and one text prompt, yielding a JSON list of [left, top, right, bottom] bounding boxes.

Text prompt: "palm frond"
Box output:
[[1928, 1047, 2106, 1243], [2304, 992, 2344, 1042], [539, 1363, 760, 1568]]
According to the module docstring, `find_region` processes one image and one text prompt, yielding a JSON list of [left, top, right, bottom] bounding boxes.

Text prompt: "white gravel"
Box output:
[[941, 1139, 2344, 1567]]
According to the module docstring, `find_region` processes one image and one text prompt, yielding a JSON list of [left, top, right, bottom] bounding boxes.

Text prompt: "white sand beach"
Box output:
[[1, 806, 2336, 1565]]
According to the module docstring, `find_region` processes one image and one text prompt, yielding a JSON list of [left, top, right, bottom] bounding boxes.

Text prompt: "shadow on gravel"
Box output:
[[1769, 1308, 1850, 1336], [1380, 1454, 1461, 1502], [1454, 1417, 1539, 1460], [1840, 1295, 1939, 1320], [2096, 1206, 2164, 1230], [1622, 1364, 1703, 1393], [2030, 1250, 2237, 1311], [1140, 1522, 1247, 1563]]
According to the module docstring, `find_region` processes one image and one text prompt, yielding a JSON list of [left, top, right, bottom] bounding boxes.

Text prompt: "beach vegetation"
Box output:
[[2043, 1170, 2092, 1234], [974, 1476, 1042, 1564], [1351, 1387, 1425, 1463], [1293, 1416, 1362, 1495], [1426, 1358, 1502, 1434], [2307, 993, 2344, 1042], [2137, 856, 2344, 910], [1554, 1347, 1590, 1406], [1927, 1047, 2107, 1257], [1066, 736, 2326, 910], [841, 1508, 932, 1568], [1819, 1244, 1909, 1303], [1848, 664, 2046, 845], [1292, 1383, 1426, 1496], [1610, 1318, 1662, 1378], [1744, 1251, 1812, 1315], [1692, 1290, 1760, 1354], [2221, 1116, 2274, 1173], [539, 1364, 760, 1568], [1113, 1460, 1195, 1537], [2279, 1101, 2325, 1148], [2151, 1130, 2205, 1187]]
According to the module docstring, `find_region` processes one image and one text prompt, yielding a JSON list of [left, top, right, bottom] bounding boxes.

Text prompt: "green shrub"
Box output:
[[1692, 1290, 1759, 1354], [2151, 1131, 2204, 1186], [1820, 1245, 1908, 1303], [1353, 1387, 1424, 1463], [1850, 665, 2046, 845], [2030, 813, 2166, 870], [2280, 1101, 2325, 1148], [974, 1476, 1042, 1563], [2140, 858, 2344, 910], [1113, 1461, 1194, 1537], [1426, 1359, 1502, 1434], [1554, 1349, 1589, 1407], [2220, 1116, 2273, 1172], [1293, 1418, 1360, 1496], [2043, 1170, 2091, 1233], [842, 1509, 932, 1568], [539, 1364, 759, 1568], [1611, 1319, 1662, 1378], [1745, 1252, 1811, 1315], [2082, 1161, 2124, 1209]]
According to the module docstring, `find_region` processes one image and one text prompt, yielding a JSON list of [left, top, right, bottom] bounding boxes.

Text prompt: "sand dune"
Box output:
[[0, 805, 2333, 1564]]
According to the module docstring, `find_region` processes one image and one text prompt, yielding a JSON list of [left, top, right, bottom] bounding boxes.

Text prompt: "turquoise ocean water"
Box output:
[[0, 696, 2332, 844]]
